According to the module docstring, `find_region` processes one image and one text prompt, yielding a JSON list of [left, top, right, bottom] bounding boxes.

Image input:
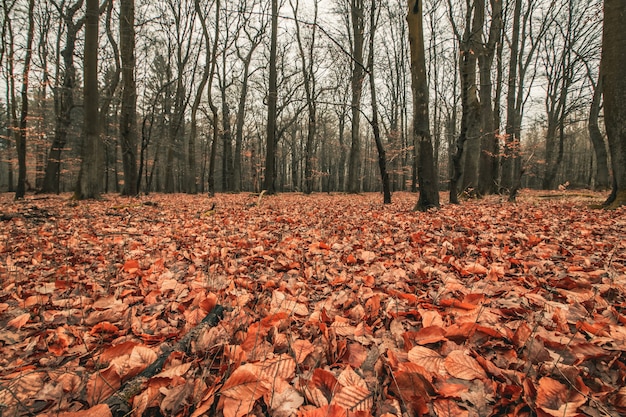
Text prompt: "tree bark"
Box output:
[[588, 72, 609, 190], [347, 0, 365, 194], [501, 0, 522, 192], [74, 0, 102, 199], [120, 0, 138, 196], [263, 0, 278, 194], [15, 0, 35, 200], [368, 0, 391, 204], [602, 0, 626, 207], [408, 0, 439, 211], [477, 0, 502, 196], [40, 0, 85, 194], [449, 0, 480, 203]]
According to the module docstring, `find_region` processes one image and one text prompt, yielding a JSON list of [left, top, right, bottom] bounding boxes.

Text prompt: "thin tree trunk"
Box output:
[[368, 0, 390, 203], [263, 0, 278, 194], [588, 72, 609, 190], [15, 0, 35, 200], [502, 0, 522, 192], [41, 0, 85, 194]]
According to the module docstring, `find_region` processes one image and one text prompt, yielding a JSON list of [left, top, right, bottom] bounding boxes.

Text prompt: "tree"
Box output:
[[120, 0, 138, 196], [2, 0, 18, 193], [448, 0, 481, 203], [263, 0, 278, 194], [587, 68, 609, 190], [367, 0, 391, 203], [602, 0, 626, 207], [291, 0, 319, 195], [408, 0, 439, 211], [40, 0, 85, 194], [347, 0, 366, 194], [476, 0, 502, 196], [74, 0, 102, 199], [14, 0, 35, 200]]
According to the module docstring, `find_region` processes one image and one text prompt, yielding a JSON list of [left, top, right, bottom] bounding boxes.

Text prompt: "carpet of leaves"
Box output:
[[1, 191, 625, 417]]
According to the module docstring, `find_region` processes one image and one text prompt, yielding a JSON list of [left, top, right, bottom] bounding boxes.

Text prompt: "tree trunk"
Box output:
[[263, 0, 278, 194], [368, 0, 391, 204], [15, 0, 35, 200], [602, 0, 626, 207], [449, 0, 480, 203], [408, 0, 438, 211], [477, 0, 502, 196], [120, 0, 138, 196], [347, 0, 365, 194], [501, 0, 522, 192], [41, 0, 85, 194], [74, 0, 102, 199], [588, 72, 609, 190]]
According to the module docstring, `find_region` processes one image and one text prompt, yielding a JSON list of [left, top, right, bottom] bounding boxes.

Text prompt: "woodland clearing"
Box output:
[[0, 191, 625, 417]]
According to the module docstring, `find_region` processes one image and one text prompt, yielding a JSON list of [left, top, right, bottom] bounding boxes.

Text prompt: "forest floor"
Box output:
[[0, 191, 625, 417]]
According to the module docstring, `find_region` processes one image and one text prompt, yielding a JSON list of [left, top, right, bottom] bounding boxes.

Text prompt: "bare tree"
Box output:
[[14, 0, 36, 199], [367, 0, 391, 203], [120, 0, 138, 195], [476, 0, 502, 196], [409, 0, 439, 210], [585, 65, 609, 190], [74, 0, 102, 199], [40, 0, 85, 194], [263, 0, 278, 194], [602, 0, 626, 207], [347, 0, 366, 193], [2, 0, 18, 193], [290, 0, 320, 194], [448, 0, 481, 203], [233, 0, 267, 192], [541, 0, 599, 189]]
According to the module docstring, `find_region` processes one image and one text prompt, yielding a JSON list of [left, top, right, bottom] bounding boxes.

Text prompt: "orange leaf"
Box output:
[[41, 404, 113, 417], [444, 350, 486, 380], [535, 377, 586, 416], [221, 364, 269, 401], [292, 339, 315, 364], [89, 321, 119, 335], [439, 298, 477, 310], [389, 371, 433, 415], [7, 313, 30, 329], [298, 404, 347, 417], [86, 365, 121, 405], [346, 254, 357, 264], [122, 259, 140, 273], [462, 263, 488, 275], [407, 346, 446, 375], [433, 399, 469, 417]]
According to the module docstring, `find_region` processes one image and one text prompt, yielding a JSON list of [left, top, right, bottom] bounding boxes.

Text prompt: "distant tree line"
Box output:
[[0, 0, 618, 204]]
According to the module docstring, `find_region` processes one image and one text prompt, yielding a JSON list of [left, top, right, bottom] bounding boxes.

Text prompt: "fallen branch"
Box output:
[[104, 305, 225, 417]]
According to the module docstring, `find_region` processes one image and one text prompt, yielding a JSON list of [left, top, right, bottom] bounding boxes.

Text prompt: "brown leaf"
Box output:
[[86, 365, 121, 405], [7, 312, 30, 329], [443, 350, 487, 381], [433, 399, 469, 417], [41, 404, 113, 417], [407, 346, 446, 375], [221, 364, 270, 401], [535, 377, 586, 416]]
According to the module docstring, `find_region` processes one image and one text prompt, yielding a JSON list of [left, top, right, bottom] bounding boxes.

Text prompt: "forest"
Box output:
[[0, 0, 619, 202], [1, 0, 626, 416]]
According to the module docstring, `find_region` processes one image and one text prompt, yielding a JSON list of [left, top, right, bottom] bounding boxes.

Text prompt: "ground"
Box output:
[[0, 191, 625, 417]]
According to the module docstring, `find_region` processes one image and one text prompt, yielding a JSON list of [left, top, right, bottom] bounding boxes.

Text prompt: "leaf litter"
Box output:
[[0, 191, 625, 416]]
